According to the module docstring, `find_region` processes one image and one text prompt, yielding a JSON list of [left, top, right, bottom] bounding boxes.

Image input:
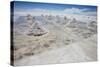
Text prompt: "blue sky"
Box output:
[[12, 1, 97, 16]]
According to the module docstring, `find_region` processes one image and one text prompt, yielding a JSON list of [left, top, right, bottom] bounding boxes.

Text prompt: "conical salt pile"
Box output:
[[26, 14, 48, 36]]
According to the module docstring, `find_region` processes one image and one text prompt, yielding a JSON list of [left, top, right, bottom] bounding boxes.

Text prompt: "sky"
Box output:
[[11, 1, 97, 16]]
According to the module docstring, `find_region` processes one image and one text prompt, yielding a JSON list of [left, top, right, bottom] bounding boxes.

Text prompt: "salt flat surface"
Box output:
[[13, 14, 97, 66], [14, 34, 97, 66]]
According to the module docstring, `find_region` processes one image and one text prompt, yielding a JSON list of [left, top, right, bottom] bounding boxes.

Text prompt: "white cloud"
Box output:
[[14, 8, 97, 16], [14, 8, 50, 16], [64, 8, 97, 16], [14, 8, 62, 16], [64, 8, 83, 13], [64, 8, 89, 14]]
